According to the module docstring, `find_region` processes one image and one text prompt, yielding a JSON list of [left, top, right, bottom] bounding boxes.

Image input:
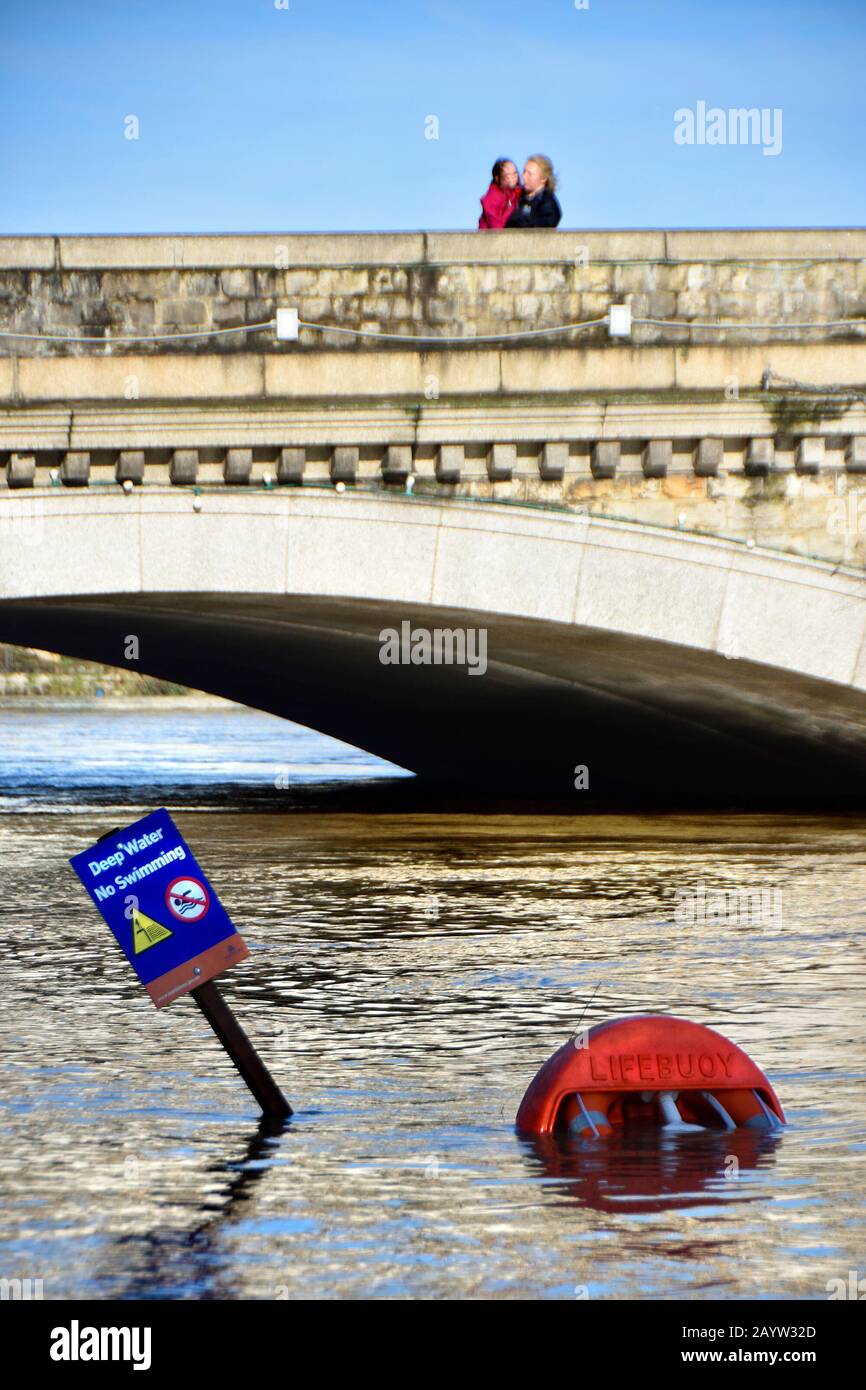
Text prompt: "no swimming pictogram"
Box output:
[[165, 875, 211, 923]]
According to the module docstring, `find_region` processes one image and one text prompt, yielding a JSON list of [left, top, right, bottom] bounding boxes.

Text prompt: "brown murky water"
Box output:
[[0, 705, 864, 1299]]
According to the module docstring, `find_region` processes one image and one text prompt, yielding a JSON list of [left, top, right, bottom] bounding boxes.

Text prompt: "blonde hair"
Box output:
[[527, 153, 557, 193]]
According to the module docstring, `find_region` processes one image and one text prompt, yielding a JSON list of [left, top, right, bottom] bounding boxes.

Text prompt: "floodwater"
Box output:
[[0, 702, 864, 1300]]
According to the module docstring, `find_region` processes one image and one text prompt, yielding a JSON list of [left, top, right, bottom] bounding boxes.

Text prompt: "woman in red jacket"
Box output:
[[477, 158, 522, 230]]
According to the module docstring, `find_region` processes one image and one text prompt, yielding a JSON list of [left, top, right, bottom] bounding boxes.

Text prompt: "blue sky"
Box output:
[[1, 0, 864, 232]]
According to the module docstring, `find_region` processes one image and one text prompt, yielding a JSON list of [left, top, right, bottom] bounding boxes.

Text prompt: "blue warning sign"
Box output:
[[69, 808, 248, 1007]]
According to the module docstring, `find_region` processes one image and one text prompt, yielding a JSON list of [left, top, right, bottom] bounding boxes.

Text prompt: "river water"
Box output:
[[0, 702, 863, 1300]]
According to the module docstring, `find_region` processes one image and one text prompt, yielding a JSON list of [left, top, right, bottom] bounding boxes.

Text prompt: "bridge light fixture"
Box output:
[[275, 308, 299, 341], [262, 472, 274, 488], [193, 497, 203, 513], [608, 303, 632, 338], [334, 480, 346, 493], [121, 478, 134, 494]]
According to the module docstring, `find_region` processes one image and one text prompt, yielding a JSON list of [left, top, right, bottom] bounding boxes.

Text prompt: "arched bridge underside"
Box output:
[[2, 490, 866, 807]]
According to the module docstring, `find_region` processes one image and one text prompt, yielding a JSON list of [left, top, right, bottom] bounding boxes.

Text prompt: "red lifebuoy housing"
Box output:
[[516, 1015, 785, 1136]]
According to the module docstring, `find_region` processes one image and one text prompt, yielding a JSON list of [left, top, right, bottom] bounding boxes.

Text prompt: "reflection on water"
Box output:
[[0, 705, 864, 1298], [524, 1128, 782, 1216]]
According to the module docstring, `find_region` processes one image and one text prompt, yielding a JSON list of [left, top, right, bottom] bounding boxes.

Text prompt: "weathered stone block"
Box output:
[[425, 298, 457, 324], [499, 266, 532, 292], [277, 447, 305, 484], [220, 270, 256, 297], [61, 451, 90, 486], [120, 301, 156, 333], [755, 291, 784, 319], [185, 272, 220, 296], [245, 298, 273, 323], [360, 296, 393, 319], [574, 263, 614, 292], [485, 292, 514, 320], [515, 294, 542, 320], [591, 441, 619, 479], [436, 445, 462, 483], [6, 453, 35, 488], [296, 295, 329, 321], [745, 438, 774, 476], [370, 267, 408, 294], [224, 448, 252, 484], [749, 266, 783, 290], [408, 268, 435, 297], [116, 450, 145, 484], [93, 272, 133, 300], [487, 443, 515, 481], [581, 292, 612, 317], [689, 263, 715, 290], [66, 271, 103, 299], [532, 265, 568, 293], [436, 267, 473, 295], [318, 269, 369, 296], [381, 445, 412, 483], [642, 440, 671, 478], [781, 290, 809, 316], [662, 475, 704, 499], [676, 291, 711, 320], [796, 437, 825, 474], [211, 300, 245, 326], [539, 442, 567, 480], [255, 270, 282, 297], [614, 264, 656, 294], [159, 299, 208, 326], [39, 300, 83, 329], [170, 449, 198, 484], [283, 270, 319, 295], [331, 446, 358, 482], [845, 436, 866, 473], [717, 293, 745, 317], [693, 438, 723, 477]]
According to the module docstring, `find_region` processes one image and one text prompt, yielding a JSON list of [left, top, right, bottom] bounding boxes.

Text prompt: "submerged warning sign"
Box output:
[[69, 808, 248, 1007]]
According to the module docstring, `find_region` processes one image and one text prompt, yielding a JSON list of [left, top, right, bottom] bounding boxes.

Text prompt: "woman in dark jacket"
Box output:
[[506, 154, 562, 228]]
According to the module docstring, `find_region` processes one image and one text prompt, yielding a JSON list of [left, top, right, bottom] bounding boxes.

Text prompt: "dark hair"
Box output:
[[491, 158, 515, 186]]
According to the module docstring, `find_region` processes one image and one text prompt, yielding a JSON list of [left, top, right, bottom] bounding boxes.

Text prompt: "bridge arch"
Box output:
[[1, 489, 865, 805]]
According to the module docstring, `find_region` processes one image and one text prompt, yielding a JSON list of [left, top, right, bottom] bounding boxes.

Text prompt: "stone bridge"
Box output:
[[1, 230, 865, 804]]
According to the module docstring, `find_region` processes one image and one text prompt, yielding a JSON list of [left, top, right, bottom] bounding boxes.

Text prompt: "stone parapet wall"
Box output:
[[2, 231, 865, 568], [1, 230, 864, 354]]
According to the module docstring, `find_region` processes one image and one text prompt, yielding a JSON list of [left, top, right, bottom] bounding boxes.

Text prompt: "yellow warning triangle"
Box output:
[[132, 908, 173, 954]]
